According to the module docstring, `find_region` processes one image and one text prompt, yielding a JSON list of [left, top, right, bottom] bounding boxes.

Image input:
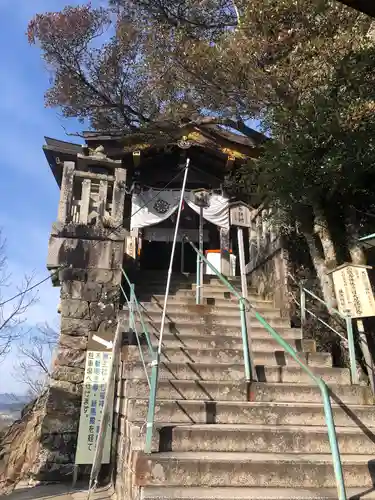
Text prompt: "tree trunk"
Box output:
[[313, 208, 338, 270], [303, 230, 337, 309], [346, 207, 367, 265]]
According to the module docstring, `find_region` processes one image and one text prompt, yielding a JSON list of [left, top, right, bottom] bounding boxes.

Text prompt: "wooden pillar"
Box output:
[[112, 168, 127, 226], [220, 227, 231, 276], [57, 161, 75, 223]]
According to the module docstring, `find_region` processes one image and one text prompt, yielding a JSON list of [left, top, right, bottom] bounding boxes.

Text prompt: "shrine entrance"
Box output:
[[138, 205, 220, 273]]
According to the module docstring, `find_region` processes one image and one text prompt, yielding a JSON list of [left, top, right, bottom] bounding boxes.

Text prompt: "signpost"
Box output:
[[73, 323, 119, 490], [329, 263, 375, 393], [193, 189, 210, 304], [229, 201, 257, 381]]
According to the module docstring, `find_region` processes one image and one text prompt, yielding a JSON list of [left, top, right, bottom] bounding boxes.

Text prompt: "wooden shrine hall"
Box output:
[[43, 122, 266, 277]]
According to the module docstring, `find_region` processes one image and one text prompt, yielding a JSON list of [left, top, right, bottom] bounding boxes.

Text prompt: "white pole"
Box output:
[[199, 206, 204, 302], [238, 226, 257, 381], [237, 227, 247, 298], [158, 159, 190, 355]]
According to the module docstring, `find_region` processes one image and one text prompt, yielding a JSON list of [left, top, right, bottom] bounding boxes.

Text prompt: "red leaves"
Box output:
[[27, 5, 110, 49]]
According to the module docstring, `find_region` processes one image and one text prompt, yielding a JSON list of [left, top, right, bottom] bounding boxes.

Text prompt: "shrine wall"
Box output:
[[246, 207, 291, 317]]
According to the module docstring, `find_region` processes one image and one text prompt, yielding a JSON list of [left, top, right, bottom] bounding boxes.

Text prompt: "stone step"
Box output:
[[124, 362, 350, 385], [154, 423, 375, 454], [135, 274, 247, 285], [140, 310, 285, 324], [143, 296, 275, 309], [129, 333, 315, 353], [141, 486, 375, 499], [122, 380, 372, 405], [139, 290, 258, 301], [134, 321, 297, 338], [125, 399, 375, 428], [139, 303, 282, 318], [124, 346, 331, 367], [135, 452, 375, 488]]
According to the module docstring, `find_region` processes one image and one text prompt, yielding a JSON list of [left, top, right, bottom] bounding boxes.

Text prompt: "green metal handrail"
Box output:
[[124, 256, 347, 499], [183, 236, 255, 382], [254, 310, 347, 500], [120, 269, 158, 388], [121, 269, 155, 358], [180, 240, 347, 500], [289, 273, 359, 386]]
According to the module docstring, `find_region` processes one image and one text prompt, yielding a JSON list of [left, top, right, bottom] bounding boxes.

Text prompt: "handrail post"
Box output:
[[239, 298, 252, 382], [345, 312, 359, 385], [196, 251, 201, 305], [319, 381, 347, 500], [300, 284, 306, 328], [144, 356, 159, 454]]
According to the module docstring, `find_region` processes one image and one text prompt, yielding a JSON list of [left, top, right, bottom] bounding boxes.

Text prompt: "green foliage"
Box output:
[[27, 0, 375, 230]]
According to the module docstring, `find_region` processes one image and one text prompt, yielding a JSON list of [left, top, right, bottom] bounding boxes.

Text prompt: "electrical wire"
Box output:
[[0, 169, 184, 308]]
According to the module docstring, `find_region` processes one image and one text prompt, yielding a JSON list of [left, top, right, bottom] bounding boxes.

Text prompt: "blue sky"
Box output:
[[0, 0, 84, 393]]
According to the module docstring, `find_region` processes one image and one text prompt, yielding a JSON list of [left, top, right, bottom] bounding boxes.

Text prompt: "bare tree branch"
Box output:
[[15, 324, 58, 397]]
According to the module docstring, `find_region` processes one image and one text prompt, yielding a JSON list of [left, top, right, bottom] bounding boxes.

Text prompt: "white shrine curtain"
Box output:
[[131, 190, 229, 229]]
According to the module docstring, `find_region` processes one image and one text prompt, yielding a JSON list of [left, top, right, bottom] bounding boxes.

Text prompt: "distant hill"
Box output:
[[0, 394, 30, 427]]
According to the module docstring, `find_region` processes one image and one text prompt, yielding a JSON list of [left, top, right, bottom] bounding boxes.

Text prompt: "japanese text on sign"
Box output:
[[230, 205, 251, 228], [75, 351, 114, 465], [331, 265, 375, 319]]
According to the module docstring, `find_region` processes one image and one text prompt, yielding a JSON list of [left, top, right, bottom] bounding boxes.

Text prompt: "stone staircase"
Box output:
[[117, 272, 375, 500]]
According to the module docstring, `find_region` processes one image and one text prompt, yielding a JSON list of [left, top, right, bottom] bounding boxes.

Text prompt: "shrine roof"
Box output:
[[43, 123, 266, 186]]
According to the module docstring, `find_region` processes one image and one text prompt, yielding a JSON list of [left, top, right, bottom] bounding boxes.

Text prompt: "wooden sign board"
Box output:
[[330, 263, 375, 319], [230, 204, 251, 228], [75, 351, 114, 465]]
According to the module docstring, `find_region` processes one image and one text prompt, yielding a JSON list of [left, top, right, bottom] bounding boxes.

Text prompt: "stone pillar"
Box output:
[[33, 156, 129, 481], [35, 226, 126, 481], [57, 161, 75, 223], [220, 227, 231, 276]]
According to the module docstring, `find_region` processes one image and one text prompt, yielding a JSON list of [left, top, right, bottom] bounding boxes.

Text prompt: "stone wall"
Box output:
[[34, 267, 122, 481]]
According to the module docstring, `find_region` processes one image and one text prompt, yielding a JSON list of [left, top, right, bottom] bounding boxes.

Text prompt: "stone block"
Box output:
[[51, 366, 85, 384], [42, 414, 79, 434], [60, 299, 90, 319], [61, 281, 84, 300], [51, 222, 127, 241], [59, 333, 88, 350], [102, 286, 120, 303], [90, 302, 116, 323], [87, 269, 121, 284], [55, 348, 86, 369], [61, 281, 103, 302], [47, 236, 124, 270], [60, 318, 92, 337], [40, 433, 76, 460], [59, 268, 87, 283], [46, 384, 82, 410]]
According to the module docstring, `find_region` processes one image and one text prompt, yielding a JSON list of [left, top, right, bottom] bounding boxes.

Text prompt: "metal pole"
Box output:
[[199, 206, 204, 303], [181, 239, 185, 274], [300, 284, 306, 327], [345, 313, 359, 385], [158, 159, 189, 354], [237, 227, 257, 382], [357, 319, 375, 394], [319, 381, 347, 500], [145, 159, 190, 454]]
